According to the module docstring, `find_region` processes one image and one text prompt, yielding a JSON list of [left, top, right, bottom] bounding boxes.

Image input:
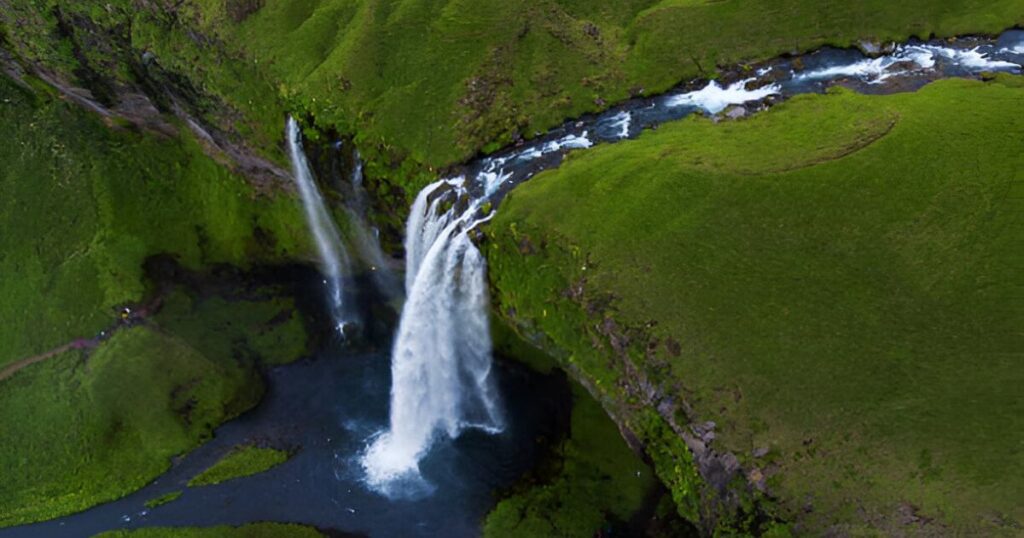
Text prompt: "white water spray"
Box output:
[[667, 78, 781, 114], [362, 179, 503, 493], [286, 117, 355, 334]]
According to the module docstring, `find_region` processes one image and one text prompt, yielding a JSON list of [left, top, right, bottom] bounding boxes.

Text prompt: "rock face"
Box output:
[[857, 40, 897, 57], [0, 2, 289, 190]]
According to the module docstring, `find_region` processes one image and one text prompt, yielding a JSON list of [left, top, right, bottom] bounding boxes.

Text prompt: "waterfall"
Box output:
[[362, 179, 503, 493], [344, 149, 402, 302], [286, 117, 355, 334]]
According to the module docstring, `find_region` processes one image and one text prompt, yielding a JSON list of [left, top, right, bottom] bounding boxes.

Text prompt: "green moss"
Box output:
[[486, 78, 1024, 533], [0, 75, 310, 371], [188, 445, 291, 487], [155, 290, 310, 367], [0, 327, 260, 527], [0, 71, 312, 526], [144, 491, 183, 509], [484, 383, 658, 538], [93, 522, 324, 538]]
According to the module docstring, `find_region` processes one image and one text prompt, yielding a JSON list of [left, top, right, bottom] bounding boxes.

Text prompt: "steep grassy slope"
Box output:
[[0, 76, 309, 369], [0, 76, 314, 526], [486, 77, 1024, 535], [483, 358, 662, 537], [232, 0, 1024, 188], [3, 0, 1022, 199], [0, 328, 262, 526]]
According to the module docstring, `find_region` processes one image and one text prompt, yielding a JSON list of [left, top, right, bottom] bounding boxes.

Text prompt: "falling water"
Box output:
[[286, 117, 355, 334], [343, 149, 402, 302], [362, 179, 503, 493]]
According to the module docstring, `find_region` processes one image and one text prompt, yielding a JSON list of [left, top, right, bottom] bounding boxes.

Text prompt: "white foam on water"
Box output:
[[609, 111, 631, 139], [666, 79, 781, 114], [479, 132, 592, 195], [542, 131, 593, 152], [918, 45, 1021, 71], [796, 49, 934, 84]]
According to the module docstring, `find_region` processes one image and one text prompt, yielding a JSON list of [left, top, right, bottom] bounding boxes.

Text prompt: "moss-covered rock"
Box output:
[[485, 327, 668, 537], [188, 445, 292, 487]]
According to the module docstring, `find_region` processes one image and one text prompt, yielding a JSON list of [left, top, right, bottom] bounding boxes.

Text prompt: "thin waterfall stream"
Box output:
[[286, 117, 356, 335]]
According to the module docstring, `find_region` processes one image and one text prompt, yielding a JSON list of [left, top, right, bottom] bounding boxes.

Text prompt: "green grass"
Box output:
[[188, 445, 291, 487], [486, 78, 1024, 534], [94, 522, 324, 538], [484, 381, 659, 538], [144, 491, 183, 509], [226, 0, 1024, 194], [0, 327, 260, 527], [4, 1, 1022, 197], [155, 290, 309, 367], [0, 75, 311, 370], [0, 74, 313, 526]]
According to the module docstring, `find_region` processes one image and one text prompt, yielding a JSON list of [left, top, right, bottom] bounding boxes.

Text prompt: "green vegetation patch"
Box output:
[[226, 0, 1024, 193], [0, 75, 310, 370], [94, 522, 324, 538], [0, 72, 313, 526], [188, 445, 291, 487], [486, 78, 1024, 534], [0, 327, 260, 527], [484, 381, 658, 538], [144, 491, 183, 509], [5, 0, 1021, 199], [156, 290, 309, 367]]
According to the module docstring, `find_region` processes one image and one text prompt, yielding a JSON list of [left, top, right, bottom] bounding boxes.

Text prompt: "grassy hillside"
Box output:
[[231, 0, 1024, 188], [487, 77, 1024, 535], [0, 76, 311, 369], [3, 0, 1022, 198], [0, 76, 314, 526], [0, 327, 261, 526]]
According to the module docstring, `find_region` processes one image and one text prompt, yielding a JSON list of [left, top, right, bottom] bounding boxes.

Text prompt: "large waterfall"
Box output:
[[286, 117, 355, 334], [362, 178, 503, 493]]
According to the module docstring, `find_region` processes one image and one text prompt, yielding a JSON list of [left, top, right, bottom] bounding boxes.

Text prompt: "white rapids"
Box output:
[[666, 78, 782, 114]]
